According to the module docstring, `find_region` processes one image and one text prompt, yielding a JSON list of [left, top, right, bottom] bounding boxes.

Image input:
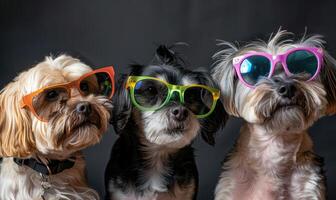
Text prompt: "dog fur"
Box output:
[[0, 55, 112, 200], [105, 45, 227, 200], [212, 30, 336, 200]]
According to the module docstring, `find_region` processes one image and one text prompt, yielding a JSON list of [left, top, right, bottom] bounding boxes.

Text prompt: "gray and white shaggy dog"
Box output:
[[212, 30, 336, 200]]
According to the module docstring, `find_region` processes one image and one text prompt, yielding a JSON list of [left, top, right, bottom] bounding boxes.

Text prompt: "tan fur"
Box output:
[[215, 125, 325, 200], [0, 55, 112, 199], [0, 80, 36, 157]]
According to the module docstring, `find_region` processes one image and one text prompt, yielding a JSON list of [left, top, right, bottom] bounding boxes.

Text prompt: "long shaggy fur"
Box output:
[[212, 30, 336, 200], [0, 55, 112, 199]]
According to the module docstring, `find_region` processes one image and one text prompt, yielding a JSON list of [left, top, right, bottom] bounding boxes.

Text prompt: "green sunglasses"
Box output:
[[126, 76, 220, 118]]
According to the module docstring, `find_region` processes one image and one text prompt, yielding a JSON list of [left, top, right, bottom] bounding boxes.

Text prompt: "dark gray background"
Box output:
[[1, 0, 336, 199]]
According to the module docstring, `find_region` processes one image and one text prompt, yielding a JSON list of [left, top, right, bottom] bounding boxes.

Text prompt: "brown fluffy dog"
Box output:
[[0, 55, 112, 200]]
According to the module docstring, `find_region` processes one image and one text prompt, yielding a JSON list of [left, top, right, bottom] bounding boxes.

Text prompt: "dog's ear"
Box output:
[[199, 102, 227, 146], [152, 45, 184, 66], [0, 78, 35, 157], [321, 51, 336, 115], [212, 41, 240, 117], [110, 74, 132, 134], [193, 71, 228, 146]]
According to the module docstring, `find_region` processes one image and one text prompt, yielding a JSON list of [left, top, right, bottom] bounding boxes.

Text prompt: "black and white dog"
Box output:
[[105, 45, 227, 200]]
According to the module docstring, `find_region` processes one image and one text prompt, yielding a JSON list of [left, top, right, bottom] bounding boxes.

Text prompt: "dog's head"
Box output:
[[0, 55, 112, 158], [112, 45, 227, 148], [212, 30, 336, 133]]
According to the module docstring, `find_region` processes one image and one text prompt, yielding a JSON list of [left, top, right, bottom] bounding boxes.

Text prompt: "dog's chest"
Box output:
[[0, 158, 98, 200], [111, 183, 194, 200], [0, 159, 44, 199], [230, 135, 299, 199], [249, 134, 299, 172], [141, 164, 170, 193], [110, 162, 173, 199], [232, 173, 283, 200]]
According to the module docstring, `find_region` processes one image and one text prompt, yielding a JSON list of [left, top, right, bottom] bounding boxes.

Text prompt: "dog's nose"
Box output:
[[171, 107, 188, 121], [277, 83, 296, 99], [76, 102, 92, 115]]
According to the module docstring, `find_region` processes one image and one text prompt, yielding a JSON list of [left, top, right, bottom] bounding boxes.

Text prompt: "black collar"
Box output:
[[13, 157, 75, 175]]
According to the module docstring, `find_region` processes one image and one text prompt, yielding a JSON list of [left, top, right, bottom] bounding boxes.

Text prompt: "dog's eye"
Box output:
[[145, 86, 157, 95], [80, 82, 90, 93], [147, 87, 154, 91], [45, 90, 60, 101]]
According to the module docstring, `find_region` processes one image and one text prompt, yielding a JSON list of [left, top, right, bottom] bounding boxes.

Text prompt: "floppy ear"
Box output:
[[212, 41, 240, 117], [152, 44, 184, 66], [321, 51, 336, 115], [193, 71, 228, 145], [110, 74, 133, 134], [0, 79, 35, 157], [199, 102, 227, 146]]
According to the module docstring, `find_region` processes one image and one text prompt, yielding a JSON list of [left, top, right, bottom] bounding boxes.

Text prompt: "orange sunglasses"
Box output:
[[20, 66, 115, 122]]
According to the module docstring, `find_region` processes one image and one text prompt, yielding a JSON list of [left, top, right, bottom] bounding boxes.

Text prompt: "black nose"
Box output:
[[277, 83, 296, 99], [171, 107, 189, 121], [76, 102, 92, 115]]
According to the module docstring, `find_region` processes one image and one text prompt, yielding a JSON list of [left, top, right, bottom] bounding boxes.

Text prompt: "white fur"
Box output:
[[142, 110, 200, 148], [109, 182, 158, 200], [0, 157, 98, 200]]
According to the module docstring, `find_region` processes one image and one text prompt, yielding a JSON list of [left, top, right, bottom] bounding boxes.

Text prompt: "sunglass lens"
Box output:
[[133, 79, 168, 109], [240, 55, 271, 86], [32, 87, 69, 121], [286, 50, 318, 79], [79, 72, 113, 97], [184, 86, 214, 116]]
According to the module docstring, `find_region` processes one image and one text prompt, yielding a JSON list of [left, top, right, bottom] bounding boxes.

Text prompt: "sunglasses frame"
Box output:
[[20, 66, 115, 122], [126, 76, 220, 118], [232, 47, 324, 88]]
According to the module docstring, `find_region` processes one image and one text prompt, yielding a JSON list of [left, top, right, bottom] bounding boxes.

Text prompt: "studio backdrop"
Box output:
[[1, 0, 336, 199]]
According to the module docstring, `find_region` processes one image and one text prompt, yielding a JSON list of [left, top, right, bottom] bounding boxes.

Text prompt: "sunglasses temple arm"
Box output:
[[125, 76, 134, 89], [20, 99, 26, 109]]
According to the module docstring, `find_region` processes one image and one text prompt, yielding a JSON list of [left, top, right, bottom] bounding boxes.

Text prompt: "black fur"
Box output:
[[105, 45, 227, 199], [104, 127, 199, 199]]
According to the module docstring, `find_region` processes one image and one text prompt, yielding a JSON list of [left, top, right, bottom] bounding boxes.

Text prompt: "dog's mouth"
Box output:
[[272, 101, 304, 115], [165, 123, 187, 134], [275, 103, 301, 110], [170, 125, 186, 132], [71, 115, 102, 132]]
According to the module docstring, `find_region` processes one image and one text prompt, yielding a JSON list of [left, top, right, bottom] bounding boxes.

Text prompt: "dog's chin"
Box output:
[[70, 124, 103, 142], [71, 117, 102, 134], [262, 104, 310, 132], [61, 127, 103, 156], [48, 116, 106, 157], [144, 126, 186, 146], [272, 104, 303, 116], [143, 120, 199, 148]]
